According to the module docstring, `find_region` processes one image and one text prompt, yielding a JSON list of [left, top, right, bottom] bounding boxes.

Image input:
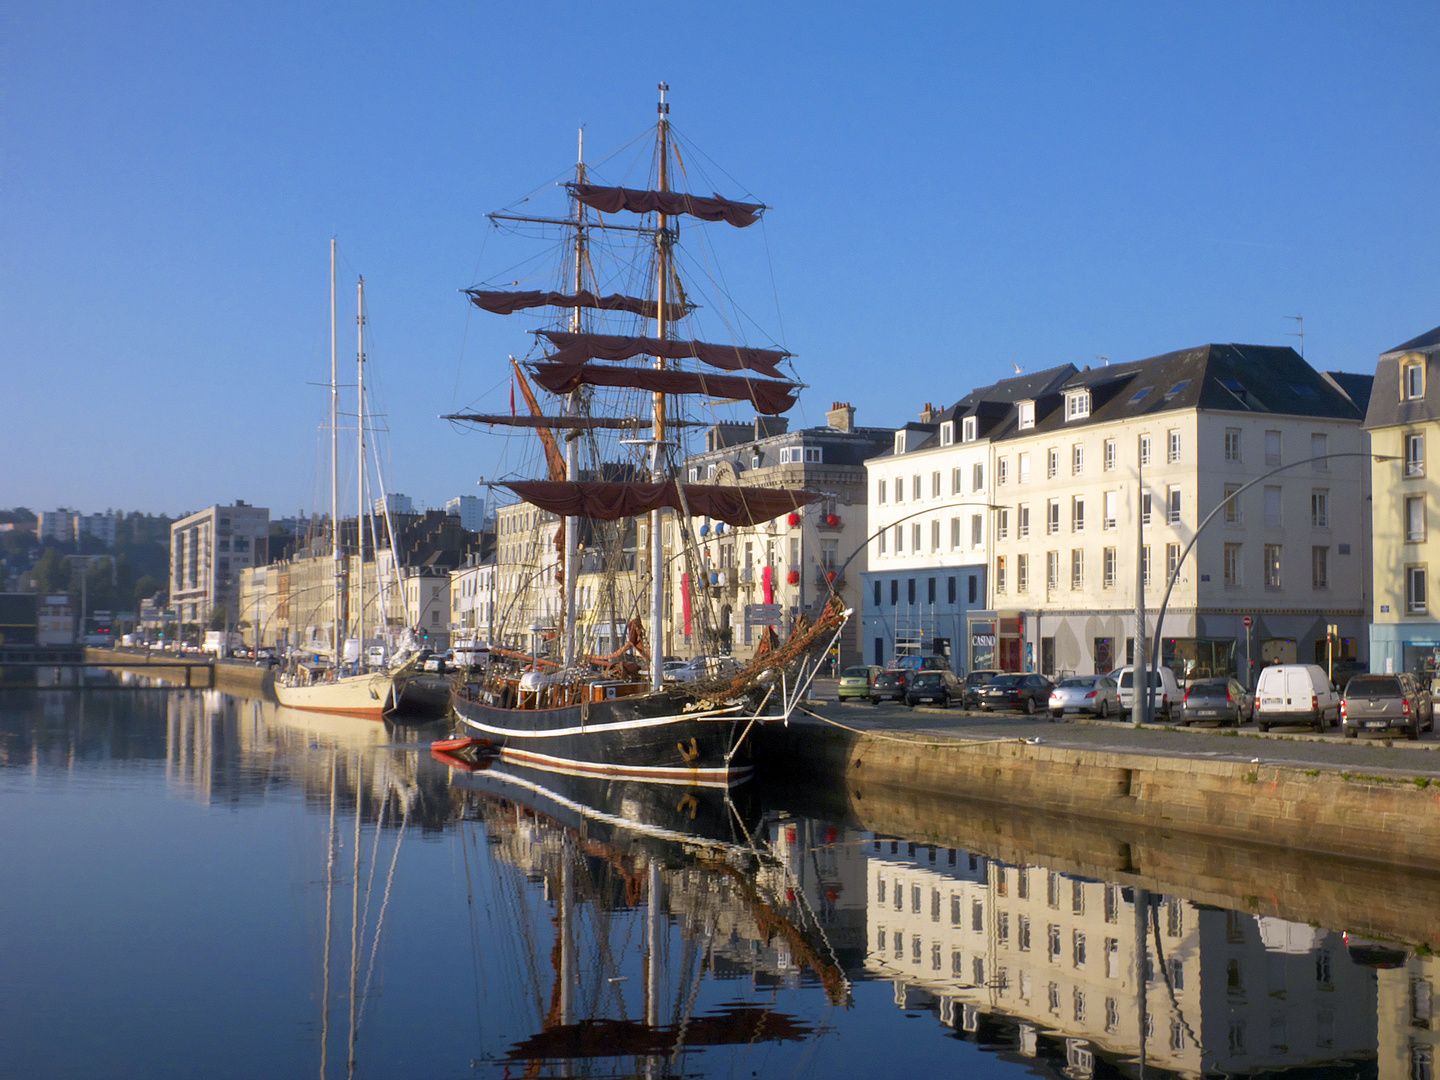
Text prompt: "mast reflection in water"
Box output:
[[1, 688, 1435, 1079]]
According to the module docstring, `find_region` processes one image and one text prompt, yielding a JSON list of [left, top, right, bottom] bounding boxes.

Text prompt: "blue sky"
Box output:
[[5, 2, 1439, 519]]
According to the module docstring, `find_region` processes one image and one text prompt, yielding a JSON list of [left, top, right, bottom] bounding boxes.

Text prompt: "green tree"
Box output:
[[33, 548, 70, 593], [208, 604, 229, 631]]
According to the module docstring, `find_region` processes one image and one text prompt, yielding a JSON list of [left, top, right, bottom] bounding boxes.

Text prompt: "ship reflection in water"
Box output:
[[1, 688, 1436, 1079]]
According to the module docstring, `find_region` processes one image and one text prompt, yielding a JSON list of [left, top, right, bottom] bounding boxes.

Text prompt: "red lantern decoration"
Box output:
[[826, 571, 837, 584], [786, 569, 800, 585], [786, 512, 800, 527], [825, 514, 839, 527]]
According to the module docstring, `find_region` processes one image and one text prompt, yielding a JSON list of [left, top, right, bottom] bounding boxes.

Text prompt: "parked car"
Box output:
[[1178, 677, 1250, 727], [888, 655, 952, 674], [1113, 665, 1182, 721], [1048, 675, 1120, 719], [1340, 672, 1434, 739], [962, 669, 1003, 709], [905, 670, 964, 708], [671, 656, 741, 683], [838, 665, 882, 701], [1253, 663, 1341, 732], [979, 673, 1055, 715], [870, 669, 909, 704]]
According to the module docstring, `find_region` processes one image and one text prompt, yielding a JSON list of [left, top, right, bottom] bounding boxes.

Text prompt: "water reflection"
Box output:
[[1, 688, 1436, 1079]]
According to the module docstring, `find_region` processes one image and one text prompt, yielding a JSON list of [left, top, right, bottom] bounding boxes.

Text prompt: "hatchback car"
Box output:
[[1178, 677, 1250, 727], [870, 670, 909, 704], [905, 670, 964, 708], [979, 673, 1055, 714], [1048, 675, 1120, 719], [1341, 673, 1434, 739], [838, 665, 882, 701], [962, 669, 1003, 709]]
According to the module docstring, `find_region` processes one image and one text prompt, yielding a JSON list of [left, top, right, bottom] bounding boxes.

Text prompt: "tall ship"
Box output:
[[447, 86, 846, 784]]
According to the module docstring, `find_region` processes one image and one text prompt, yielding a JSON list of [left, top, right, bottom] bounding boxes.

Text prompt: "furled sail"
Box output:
[[502, 480, 818, 527], [530, 361, 798, 415], [441, 413, 705, 430], [464, 289, 690, 321], [569, 184, 765, 228], [537, 331, 790, 379]]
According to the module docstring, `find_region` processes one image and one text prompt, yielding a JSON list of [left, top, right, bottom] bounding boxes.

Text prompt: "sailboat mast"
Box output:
[[331, 240, 342, 664], [562, 129, 585, 669], [357, 277, 366, 665], [649, 82, 671, 690]]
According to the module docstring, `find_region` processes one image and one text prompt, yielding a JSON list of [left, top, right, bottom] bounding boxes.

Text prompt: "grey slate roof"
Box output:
[[1383, 324, 1440, 357]]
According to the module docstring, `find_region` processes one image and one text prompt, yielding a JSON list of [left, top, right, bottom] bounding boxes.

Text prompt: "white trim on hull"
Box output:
[[274, 671, 397, 720], [497, 744, 752, 788], [452, 703, 742, 741]]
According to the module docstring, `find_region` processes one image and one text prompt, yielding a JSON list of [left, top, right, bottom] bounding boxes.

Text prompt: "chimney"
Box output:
[[918, 402, 939, 424], [826, 401, 855, 432]]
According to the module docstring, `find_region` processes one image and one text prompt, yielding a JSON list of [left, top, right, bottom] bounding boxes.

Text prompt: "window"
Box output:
[[962, 416, 977, 442], [1141, 545, 1152, 586], [972, 462, 983, 491], [1408, 433, 1426, 477], [1265, 429, 1282, 466], [1166, 542, 1179, 581], [1102, 490, 1117, 530], [1071, 549, 1084, 590], [1409, 566, 1428, 613], [1048, 924, 1062, 960], [1140, 434, 1151, 466], [951, 467, 962, 495], [997, 910, 1009, 943], [878, 529, 886, 555], [1072, 497, 1085, 532], [911, 523, 921, 551], [706, 463, 717, 478], [972, 898, 985, 932], [1103, 547, 1116, 588], [912, 475, 921, 501], [1104, 885, 1119, 923], [1311, 490, 1328, 529], [752, 453, 761, 468], [894, 475, 904, 503], [688, 466, 699, 481], [1017, 553, 1029, 593], [1047, 500, 1060, 535], [995, 556, 1007, 593], [1404, 360, 1425, 400], [1018, 400, 1035, 429], [878, 478, 887, 504], [1044, 447, 1057, 479], [1047, 550, 1060, 590], [1312, 546, 1328, 589], [894, 525, 903, 552], [950, 517, 960, 549], [1408, 496, 1426, 542], [1073, 930, 1087, 967], [1168, 430, 1181, 463], [1018, 452, 1031, 483], [1142, 492, 1152, 526], [805, 447, 821, 463], [1066, 391, 1090, 419], [1073, 444, 1084, 474], [1018, 504, 1030, 539], [1103, 438, 1116, 471], [997, 457, 1009, 485], [1167, 487, 1181, 524], [1265, 544, 1283, 588], [1311, 433, 1328, 469], [1018, 914, 1031, 952], [997, 508, 1009, 540], [1264, 486, 1282, 528], [931, 520, 941, 552], [1224, 543, 1242, 586], [1224, 483, 1242, 524], [948, 576, 957, 604], [932, 471, 941, 498], [940, 420, 954, 446], [873, 580, 881, 606], [971, 514, 982, 547], [1225, 428, 1242, 462]]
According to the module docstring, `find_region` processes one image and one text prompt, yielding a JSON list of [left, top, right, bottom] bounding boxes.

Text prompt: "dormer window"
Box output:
[[940, 421, 955, 447], [1065, 391, 1090, 420], [751, 453, 761, 469], [962, 417, 977, 442], [894, 431, 907, 455], [1017, 401, 1035, 430], [1403, 359, 1426, 401]]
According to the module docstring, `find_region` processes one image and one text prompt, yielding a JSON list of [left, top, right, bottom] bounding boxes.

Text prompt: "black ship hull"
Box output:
[[391, 673, 452, 720], [450, 689, 757, 787]]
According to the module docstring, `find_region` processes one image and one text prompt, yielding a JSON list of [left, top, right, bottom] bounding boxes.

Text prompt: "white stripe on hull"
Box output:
[[497, 745, 752, 788], [453, 703, 742, 740]]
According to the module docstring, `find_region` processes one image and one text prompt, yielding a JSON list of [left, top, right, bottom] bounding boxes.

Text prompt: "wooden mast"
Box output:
[[649, 82, 670, 690], [356, 277, 367, 669], [330, 240, 342, 666], [562, 129, 586, 669]]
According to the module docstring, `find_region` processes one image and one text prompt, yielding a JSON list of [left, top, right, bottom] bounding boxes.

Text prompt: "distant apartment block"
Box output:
[[374, 493, 415, 516], [446, 495, 485, 533], [170, 502, 270, 626]]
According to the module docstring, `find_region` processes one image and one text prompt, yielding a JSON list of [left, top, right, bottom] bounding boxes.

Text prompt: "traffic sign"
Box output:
[[1242, 616, 1252, 627]]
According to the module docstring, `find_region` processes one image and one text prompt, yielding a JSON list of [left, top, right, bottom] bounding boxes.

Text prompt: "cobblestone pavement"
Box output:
[[802, 679, 1440, 779]]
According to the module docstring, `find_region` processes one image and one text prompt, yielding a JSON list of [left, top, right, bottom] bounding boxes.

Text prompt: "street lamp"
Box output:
[[1146, 452, 1398, 705]]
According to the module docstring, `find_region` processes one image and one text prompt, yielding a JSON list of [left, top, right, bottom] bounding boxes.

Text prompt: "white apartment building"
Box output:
[[170, 502, 270, 628], [373, 492, 415, 516], [445, 495, 486, 533], [492, 500, 562, 649], [450, 554, 497, 644], [865, 367, 1075, 672], [984, 345, 1370, 681]]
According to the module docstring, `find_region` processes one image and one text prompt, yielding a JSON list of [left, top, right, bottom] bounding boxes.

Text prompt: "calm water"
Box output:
[[1, 686, 1432, 1079]]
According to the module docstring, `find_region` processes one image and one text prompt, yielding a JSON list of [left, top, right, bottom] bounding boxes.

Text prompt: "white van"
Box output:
[[1253, 664, 1340, 732], [1113, 665, 1181, 720]]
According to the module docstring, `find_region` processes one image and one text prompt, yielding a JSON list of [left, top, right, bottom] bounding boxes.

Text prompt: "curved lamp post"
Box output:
[[1145, 452, 1397, 710], [829, 501, 1008, 591]]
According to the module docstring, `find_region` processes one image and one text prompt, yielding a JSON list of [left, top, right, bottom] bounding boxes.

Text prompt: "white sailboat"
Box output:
[[276, 242, 403, 720]]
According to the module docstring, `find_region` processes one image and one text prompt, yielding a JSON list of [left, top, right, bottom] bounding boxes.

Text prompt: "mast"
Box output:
[[649, 82, 670, 691], [357, 277, 366, 668], [562, 128, 585, 669], [331, 240, 342, 664]]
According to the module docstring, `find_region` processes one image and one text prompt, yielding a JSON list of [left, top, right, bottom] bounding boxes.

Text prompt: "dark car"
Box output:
[[905, 670, 964, 708], [979, 673, 1054, 715], [962, 669, 1003, 709], [1341, 673, 1434, 739], [870, 670, 909, 704], [1178, 677, 1250, 727]]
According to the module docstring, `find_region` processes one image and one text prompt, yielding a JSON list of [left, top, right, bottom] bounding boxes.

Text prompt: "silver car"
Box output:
[[1048, 675, 1120, 719]]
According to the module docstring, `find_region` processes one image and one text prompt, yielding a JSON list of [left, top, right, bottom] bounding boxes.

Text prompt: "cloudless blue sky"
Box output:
[[5, 2, 1439, 518]]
